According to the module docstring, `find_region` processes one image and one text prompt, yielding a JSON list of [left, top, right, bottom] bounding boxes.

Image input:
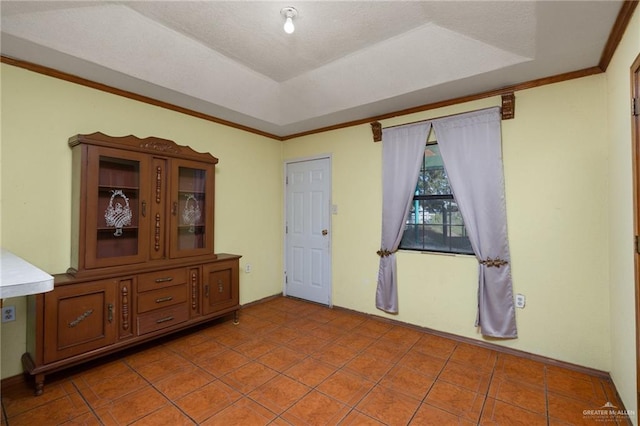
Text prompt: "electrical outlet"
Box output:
[[2, 305, 16, 322], [515, 294, 526, 309], [245, 263, 252, 273]]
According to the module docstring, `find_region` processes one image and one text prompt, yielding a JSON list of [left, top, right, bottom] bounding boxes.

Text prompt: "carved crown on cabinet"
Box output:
[[68, 132, 218, 163]]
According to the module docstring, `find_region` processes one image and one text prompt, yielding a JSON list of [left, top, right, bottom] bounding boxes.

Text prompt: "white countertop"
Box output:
[[0, 249, 54, 299]]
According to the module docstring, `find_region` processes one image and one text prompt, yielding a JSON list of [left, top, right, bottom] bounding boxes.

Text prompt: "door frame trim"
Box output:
[[632, 52, 640, 414], [283, 154, 333, 306]]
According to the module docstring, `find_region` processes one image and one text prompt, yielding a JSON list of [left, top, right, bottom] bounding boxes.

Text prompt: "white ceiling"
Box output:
[[0, 1, 624, 138]]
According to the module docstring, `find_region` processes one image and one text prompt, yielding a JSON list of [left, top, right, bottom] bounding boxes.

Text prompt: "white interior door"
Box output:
[[285, 158, 332, 306]]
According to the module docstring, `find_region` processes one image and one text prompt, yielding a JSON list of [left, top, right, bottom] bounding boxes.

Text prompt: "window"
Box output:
[[399, 143, 473, 254]]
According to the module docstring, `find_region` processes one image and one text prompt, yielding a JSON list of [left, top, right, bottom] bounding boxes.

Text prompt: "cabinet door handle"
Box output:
[[204, 284, 209, 298], [155, 277, 173, 283], [141, 201, 147, 217], [68, 309, 94, 328], [107, 303, 113, 323], [155, 296, 173, 303], [172, 202, 178, 216], [156, 316, 174, 324], [218, 279, 224, 293]]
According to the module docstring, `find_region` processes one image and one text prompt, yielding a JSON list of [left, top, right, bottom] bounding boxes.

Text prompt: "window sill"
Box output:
[[397, 249, 475, 258]]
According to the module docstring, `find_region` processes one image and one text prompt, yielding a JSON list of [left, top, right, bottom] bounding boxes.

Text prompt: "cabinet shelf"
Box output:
[[99, 186, 140, 192], [96, 226, 139, 232], [178, 190, 205, 194]]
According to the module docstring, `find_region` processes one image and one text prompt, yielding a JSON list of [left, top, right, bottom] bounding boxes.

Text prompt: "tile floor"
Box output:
[[1, 296, 631, 425]]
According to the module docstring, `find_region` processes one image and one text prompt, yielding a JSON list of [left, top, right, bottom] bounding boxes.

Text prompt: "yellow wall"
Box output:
[[284, 77, 612, 373], [606, 5, 640, 420], [1, 13, 638, 416], [0, 64, 284, 378]]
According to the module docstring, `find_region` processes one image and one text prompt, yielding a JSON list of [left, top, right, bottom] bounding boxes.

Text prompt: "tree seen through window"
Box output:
[[399, 143, 474, 254]]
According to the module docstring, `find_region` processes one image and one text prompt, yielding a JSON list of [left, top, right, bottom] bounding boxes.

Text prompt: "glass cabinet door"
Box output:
[[85, 147, 150, 268], [170, 159, 214, 258]]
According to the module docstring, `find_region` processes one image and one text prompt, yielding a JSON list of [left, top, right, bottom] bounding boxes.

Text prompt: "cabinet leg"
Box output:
[[34, 374, 45, 396], [233, 310, 239, 325]]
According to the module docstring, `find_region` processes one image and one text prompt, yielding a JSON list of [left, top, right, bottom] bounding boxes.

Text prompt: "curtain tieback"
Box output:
[[377, 248, 397, 257], [479, 257, 508, 268]]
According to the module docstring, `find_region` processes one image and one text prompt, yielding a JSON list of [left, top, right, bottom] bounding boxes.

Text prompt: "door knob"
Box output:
[[322, 229, 328, 236]]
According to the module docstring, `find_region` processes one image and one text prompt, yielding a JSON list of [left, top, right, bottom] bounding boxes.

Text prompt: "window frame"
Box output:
[[399, 142, 474, 256]]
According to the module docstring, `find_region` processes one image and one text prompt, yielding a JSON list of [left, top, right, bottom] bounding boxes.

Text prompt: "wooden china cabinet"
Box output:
[[22, 133, 240, 395]]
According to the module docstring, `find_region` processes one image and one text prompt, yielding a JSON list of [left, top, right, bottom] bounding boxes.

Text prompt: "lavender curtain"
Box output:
[[376, 122, 431, 313], [433, 107, 517, 338]]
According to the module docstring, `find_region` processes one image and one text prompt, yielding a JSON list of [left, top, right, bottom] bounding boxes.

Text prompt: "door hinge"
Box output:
[[635, 235, 640, 254], [286, 176, 289, 185], [633, 97, 639, 116]]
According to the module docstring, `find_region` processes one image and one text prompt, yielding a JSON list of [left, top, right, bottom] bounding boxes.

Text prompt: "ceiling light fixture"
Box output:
[[280, 7, 297, 34]]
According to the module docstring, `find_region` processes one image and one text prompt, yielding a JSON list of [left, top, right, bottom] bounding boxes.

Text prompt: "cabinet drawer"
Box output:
[[137, 284, 187, 314], [138, 268, 187, 292], [137, 304, 189, 335]]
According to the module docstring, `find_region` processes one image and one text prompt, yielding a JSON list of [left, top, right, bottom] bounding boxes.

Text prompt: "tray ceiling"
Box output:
[[0, 1, 624, 137]]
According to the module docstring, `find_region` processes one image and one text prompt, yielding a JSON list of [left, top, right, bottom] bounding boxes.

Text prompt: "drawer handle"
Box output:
[[155, 296, 173, 303], [155, 277, 173, 283], [156, 316, 174, 324], [218, 279, 223, 293], [108, 304, 113, 323]]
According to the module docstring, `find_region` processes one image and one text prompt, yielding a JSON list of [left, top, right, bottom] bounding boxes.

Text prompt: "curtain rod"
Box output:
[[370, 92, 514, 142]]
